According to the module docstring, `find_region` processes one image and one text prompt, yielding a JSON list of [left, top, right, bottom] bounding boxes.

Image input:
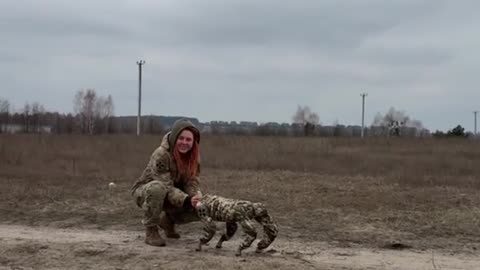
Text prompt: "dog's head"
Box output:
[[195, 201, 210, 219]]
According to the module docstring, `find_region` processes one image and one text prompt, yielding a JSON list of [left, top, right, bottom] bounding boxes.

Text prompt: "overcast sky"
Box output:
[[1, 0, 479, 131]]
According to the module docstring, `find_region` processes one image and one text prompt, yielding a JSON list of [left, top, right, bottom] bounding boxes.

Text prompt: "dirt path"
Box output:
[[0, 224, 478, 270]]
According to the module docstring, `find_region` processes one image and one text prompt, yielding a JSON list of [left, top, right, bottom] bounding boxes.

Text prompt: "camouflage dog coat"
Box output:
[[195, 194, 278, 256]]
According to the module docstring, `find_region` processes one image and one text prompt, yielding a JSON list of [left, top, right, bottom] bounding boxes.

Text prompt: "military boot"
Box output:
[[159, 212, 180, 239], [145, 226, 166, 247]]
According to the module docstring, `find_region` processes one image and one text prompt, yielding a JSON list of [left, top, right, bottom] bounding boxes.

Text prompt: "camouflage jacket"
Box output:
[[131, 130, 201, 208]]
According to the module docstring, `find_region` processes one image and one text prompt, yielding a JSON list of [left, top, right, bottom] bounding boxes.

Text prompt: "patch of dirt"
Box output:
[[0, 224, 478, 270]]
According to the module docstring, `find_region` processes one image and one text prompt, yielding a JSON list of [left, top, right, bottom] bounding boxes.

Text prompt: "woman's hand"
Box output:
[[191, 193, 202, 208]]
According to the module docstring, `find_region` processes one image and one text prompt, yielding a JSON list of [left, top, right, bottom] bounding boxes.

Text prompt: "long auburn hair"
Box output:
[[172, 128, 200, 181]]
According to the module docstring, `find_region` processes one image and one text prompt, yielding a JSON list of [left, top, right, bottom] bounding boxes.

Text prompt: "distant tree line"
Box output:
[[0, 90, 202, 135], [0, 90, 112, 134], [1, 96, 469, 138], [432, 125, 473, 138], [203, 106, 432, 138]]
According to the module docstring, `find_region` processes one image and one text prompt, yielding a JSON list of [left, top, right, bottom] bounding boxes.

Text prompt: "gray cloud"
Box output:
[[1, 0, 479, 131]]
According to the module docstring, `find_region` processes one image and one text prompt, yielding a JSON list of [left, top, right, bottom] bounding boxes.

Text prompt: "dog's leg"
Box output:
[[196, 218, 216, 252], [216, 221, 238, 249], [236, 219, 257, 256]]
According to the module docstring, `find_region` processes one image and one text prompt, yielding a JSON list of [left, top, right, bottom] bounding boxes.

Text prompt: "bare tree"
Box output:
[[73, 90, 84, 133], [74, 89, 115, 134], [94, 95, 114, 118], [0, 98, 10, 133], [293, 105, 319, 125], [104, 95, 114, 133], [84, 90, 97, 134], [94, 96, 106, 118], [31, 102, 45, 133], [372, 107, 424, 136], [0, 98, 9, 113], [73, 91, 83, 115], [292, 105, 319, 136], [73, 89, 98, 134], [23, 103, 30, 133], [105, 95, 114, 116], [93, 94, 115, 133]]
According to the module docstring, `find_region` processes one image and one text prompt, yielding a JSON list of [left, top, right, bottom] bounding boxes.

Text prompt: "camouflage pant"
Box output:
[[133, 181, 199, 227]]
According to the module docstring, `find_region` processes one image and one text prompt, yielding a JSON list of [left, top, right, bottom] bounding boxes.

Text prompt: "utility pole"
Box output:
[[474, 111, 478, 135], [136, 60, 145, 136], [360, 93, 368, 138]]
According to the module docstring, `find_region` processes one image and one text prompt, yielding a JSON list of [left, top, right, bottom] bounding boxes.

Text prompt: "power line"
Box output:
[[136, 60, 145, 136], [360, 93, 368, 138], [474, 111, 478, 135]]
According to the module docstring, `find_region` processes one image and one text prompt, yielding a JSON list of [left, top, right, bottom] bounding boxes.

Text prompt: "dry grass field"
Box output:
[[0, 134, 479, 269]]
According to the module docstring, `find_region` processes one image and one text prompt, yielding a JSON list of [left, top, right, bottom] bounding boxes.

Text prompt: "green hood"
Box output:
[[168, 119, 200, 150]]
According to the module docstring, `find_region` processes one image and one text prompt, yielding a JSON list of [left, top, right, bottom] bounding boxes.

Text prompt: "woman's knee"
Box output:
[[135, 181, 168, 207], [144, 181, 168, 199]]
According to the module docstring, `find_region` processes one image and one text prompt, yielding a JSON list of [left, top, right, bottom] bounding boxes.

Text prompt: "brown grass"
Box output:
[[0, 134, 479, 250]]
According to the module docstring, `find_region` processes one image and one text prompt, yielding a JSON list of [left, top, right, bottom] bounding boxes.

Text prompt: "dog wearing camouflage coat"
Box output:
[[194, 193, 278, 256]]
